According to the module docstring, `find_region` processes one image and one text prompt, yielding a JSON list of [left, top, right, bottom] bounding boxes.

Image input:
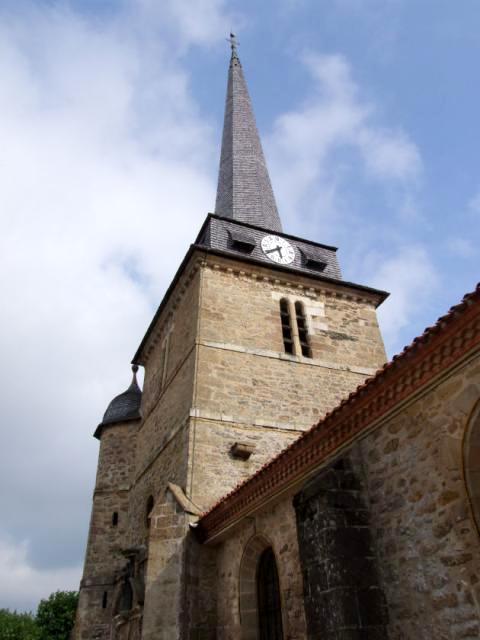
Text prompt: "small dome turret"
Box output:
[[94, 365, 142, 438]]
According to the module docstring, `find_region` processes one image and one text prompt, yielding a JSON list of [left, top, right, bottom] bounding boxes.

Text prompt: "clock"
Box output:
[[261, 235, 295, 265]]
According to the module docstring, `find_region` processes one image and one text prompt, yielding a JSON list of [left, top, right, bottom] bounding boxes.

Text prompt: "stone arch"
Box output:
[[239, 534, 284, 640], [463, 398, 480, 535]]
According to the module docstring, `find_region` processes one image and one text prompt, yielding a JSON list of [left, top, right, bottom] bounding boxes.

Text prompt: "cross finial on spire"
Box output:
[[227, 32, 239, 59], [215, 32, 282, 230]]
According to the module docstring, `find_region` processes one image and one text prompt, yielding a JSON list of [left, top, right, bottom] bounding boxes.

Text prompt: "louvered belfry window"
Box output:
[[279, 299, 294, 354], [257, 547, 284, 640], [295, 301, 312, 358]]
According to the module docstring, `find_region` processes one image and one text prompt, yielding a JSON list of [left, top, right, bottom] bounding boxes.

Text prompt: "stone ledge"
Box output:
[[200, 340, 377, 376], [189, 407, 308, 432]]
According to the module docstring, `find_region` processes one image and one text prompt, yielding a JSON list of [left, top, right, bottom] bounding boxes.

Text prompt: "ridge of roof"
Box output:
[[196, 283, 480, 543]]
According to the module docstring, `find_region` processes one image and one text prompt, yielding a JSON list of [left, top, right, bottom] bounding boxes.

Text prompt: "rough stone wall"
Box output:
[[123, 265, 202, 639], [361, 355, 480, 639], [187, 417, 301, 509], [189, 257, 387, 508], [216, 498, 307, 639], [78, 248, 388, 639], [199, 257, 386, 370], [138, 271, 200, 428], [128, 266, 202, 548], [75, 421, 137, 640], [127, 422, 190, 549], [141, 491, 190, 640], [294, 448, 388, 639]]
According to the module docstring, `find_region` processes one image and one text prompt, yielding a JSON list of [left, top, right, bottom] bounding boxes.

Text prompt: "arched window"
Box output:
[[239, 536, 284, 640], [464, 400, 480, 535], [295, 301, 312, 358], [257, 547, 284, 640], [279, 299, 294, 354], [146, 495, 154, 529]]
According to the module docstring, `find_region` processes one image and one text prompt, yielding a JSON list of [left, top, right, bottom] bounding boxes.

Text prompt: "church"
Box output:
[[74, 38, 480, 640]]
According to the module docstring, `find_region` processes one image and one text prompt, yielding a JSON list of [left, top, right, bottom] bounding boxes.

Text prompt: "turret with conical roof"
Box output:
[[94, 365, 142, 438], [76, 366, 141, 636]]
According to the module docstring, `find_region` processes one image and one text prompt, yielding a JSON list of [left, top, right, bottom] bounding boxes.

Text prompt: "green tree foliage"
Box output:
[[36, 591, 78, 640], [0, 609, 39, 640]]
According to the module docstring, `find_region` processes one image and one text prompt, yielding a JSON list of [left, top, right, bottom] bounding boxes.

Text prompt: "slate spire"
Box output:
[[215, 35, 282, 231]]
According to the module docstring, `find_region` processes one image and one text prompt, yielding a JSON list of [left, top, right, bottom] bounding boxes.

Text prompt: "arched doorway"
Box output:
[[257, 547, 284, 640], [464, 399, 480, 534], [239, 535, 284, 640]]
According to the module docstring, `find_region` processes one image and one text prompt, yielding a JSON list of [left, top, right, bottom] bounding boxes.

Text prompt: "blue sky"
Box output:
[[0, 0, 478, 612]]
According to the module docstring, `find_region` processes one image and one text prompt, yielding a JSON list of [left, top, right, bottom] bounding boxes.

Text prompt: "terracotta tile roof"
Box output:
[[197, 283, 480, 543]]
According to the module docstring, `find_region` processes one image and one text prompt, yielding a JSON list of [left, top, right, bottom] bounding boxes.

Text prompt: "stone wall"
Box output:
[[128, 265, 201, 547], [360, 355, 480, 639], [216, 498, 307, 640], [189, 257, 387, 509], [78, 248, 389, 639], [187, 417, 301, 509], [75, 421, 138, 640], [199, 258, 386, 372], [294, 448, 388, 639]]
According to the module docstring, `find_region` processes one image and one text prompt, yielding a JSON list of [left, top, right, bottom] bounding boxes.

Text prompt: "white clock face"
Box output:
[[261, 235, 295, 265]]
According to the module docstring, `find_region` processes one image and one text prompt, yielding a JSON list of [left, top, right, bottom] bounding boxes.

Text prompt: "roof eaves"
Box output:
[[94, 414, 142, 440]]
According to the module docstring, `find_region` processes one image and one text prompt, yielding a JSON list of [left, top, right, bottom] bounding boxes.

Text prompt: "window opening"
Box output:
[[112, 511, 119, 527], [118, 581, 133, 612], [102, 591, 108, 609], [279, 299, 294, 354], [160, 333, 170, 391], [146, 495, 154, 529], [295, 301, 312, 358], [257, 547, 284, 640]]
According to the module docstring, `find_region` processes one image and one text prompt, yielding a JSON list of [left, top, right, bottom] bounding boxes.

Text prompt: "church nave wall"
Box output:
[[216, 498, 307, 640], [360, 355, 480, 639]]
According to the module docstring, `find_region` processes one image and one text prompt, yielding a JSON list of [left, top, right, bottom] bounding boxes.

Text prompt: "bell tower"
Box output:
[[75, 37, 388, 640]]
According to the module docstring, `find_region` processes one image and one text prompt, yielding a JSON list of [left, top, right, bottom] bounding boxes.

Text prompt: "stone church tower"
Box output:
[[75, 39, 388, 639]]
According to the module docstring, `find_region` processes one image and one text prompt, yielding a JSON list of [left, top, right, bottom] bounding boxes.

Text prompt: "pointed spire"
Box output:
[[215, 35, 282, 231]]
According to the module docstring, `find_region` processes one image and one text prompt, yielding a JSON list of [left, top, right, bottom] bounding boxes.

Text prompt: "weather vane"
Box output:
[[226, 32, 239, 56]]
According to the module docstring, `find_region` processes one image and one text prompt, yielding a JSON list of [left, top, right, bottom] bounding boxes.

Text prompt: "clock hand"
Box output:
[[265, 246, 283, 256]]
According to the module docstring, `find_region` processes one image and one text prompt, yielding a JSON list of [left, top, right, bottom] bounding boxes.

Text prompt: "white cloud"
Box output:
[[468, 190, 480, 215], [138, 0, 236, 47], [264, 51, 430, 356], [0, 536, 81, 612], [369, 246, 439, 354], [357, 127, 421, 181], [0, 0, 233, 611], [447, 237, 475, 258], [267, 52, 422, 238]]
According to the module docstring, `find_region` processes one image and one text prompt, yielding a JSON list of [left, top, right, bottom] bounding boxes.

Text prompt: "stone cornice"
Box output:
[[202, 252, 386, 307], [196, 284, 480, 543]]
